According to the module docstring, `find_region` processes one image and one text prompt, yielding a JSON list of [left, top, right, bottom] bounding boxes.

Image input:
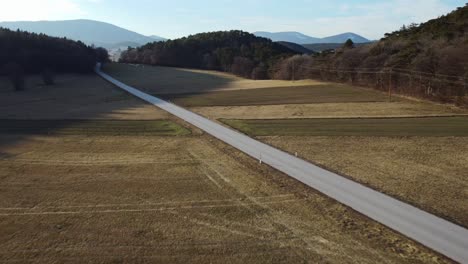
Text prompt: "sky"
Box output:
[[0, 0, 465, 39]]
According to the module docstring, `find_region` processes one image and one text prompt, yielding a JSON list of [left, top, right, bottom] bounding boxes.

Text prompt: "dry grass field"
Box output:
[[221, 117, 468, 137], [0, 71, 448, 262], [0, 135, 448, 263], [103, 63, 322, 94], [103, 63, 468, 230], [157, 85, 391, 107], [0, 119, 190, 136], [0, 74, 170, 120], [103, 64, 467, 119], [3, 65, 460, 262], [221, 117, 468, 226], [260, 136, 468, 228], [192, 102, 467, 120], [221, 116, 468, 227]]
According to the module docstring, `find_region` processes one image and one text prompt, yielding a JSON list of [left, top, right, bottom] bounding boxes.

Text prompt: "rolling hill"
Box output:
[[254, 31, 320, 44], [320, 32, 370, 43], [120, 30, 298, 79], [303, 42, 370, 52], [254, 31, 370, 44], [277, 41, 314, 54], [0, 19, 165, 49]]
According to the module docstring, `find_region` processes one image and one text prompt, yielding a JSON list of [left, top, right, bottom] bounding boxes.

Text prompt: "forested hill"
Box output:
[[119, 30, 298, 79], [312, 4, 467, 75], [0, 27, 107, 74], [273, 4, 468, 105]]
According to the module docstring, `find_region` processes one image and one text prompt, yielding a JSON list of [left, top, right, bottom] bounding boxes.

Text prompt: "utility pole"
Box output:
[[410, 73, 413, 92], [388, 68, 393, 102], [463, 77, 467, 99], [292, 61, 295, 81], [420, 74, 423, 95]]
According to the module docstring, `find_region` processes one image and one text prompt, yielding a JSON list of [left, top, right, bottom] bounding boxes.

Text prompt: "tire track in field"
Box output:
[[187, 146, 313, 261], [0, 198, 298, 217]]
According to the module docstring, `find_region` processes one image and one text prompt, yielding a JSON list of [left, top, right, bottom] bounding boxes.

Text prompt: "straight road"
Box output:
[[96, 65, 468, 263]]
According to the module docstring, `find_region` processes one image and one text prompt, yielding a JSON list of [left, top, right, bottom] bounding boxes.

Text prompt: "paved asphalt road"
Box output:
[[96, 65, 468, 263]]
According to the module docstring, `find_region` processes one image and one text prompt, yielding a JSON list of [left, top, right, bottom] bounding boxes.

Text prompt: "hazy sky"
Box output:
[[0, 0, 464, 39]]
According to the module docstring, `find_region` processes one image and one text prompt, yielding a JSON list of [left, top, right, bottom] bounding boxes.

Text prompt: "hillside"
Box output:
[[0, 19, 165, 49], [149, 35, 166, 42], [303, 42, 371, 52], [320, 32, 370, 43], [254, 31, 320, 44], [277, 41, 314, 54], [120, 30, 298, 79], [272, 4, 468, 105], [254, 31, 370, 44]]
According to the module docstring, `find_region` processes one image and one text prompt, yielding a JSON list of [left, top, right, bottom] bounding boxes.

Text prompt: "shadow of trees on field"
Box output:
[[102, 63, 234, 95], [0, 63, 233, 150]]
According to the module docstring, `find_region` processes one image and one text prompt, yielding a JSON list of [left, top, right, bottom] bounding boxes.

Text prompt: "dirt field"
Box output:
[[0, 70, 450, 262], [0, 134, 448, 263], [221, 117, 468, 137], [191, 101, 467, 120], [103, 63, 328, 94], [260, 136, 468, 228]]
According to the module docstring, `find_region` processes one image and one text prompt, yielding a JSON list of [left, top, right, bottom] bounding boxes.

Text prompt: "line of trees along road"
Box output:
[[119, 30, 298, 79], [0, 27, 109, 90]]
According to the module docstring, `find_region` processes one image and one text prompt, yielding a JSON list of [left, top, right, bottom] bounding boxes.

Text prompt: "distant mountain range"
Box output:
[[0, 19, 166, 49], [254, 31, 370, 44], [0, 19, 371, 55]]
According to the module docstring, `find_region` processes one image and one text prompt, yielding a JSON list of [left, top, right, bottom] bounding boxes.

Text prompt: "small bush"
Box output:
[[41, 69, 55, 85], [4, 62, 25, 91], [251, 64, 268, 80]]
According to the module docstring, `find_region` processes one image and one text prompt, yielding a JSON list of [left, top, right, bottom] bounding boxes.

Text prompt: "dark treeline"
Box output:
[[0, 27, 108, 74], [0, 27, 109, 90], [119, 30, 297, 79], [272, 4, 468, 106]]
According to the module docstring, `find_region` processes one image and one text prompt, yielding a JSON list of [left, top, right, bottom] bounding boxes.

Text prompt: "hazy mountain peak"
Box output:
[[0, 19, 165, 49], [253, 31, 370, 44]]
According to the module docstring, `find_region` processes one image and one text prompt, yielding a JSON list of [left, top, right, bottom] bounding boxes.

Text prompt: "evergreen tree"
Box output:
[[343, 39, 355, 49]]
